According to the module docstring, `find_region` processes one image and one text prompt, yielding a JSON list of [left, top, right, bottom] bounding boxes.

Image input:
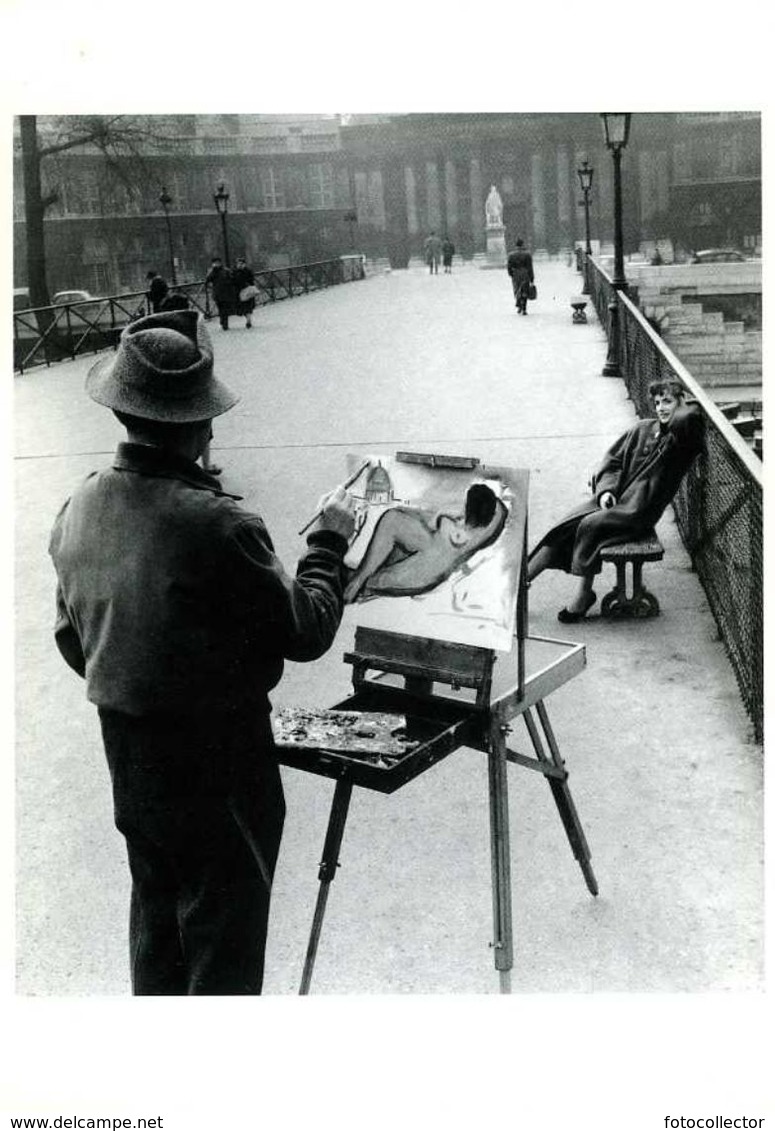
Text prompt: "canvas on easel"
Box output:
[[341, 452, 529, 655]]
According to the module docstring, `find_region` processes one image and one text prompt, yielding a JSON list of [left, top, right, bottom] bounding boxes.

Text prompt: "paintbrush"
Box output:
[[298, 459, 372, 536]]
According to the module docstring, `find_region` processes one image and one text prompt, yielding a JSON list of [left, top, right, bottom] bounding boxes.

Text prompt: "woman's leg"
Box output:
[[563, 571, 596, 615]]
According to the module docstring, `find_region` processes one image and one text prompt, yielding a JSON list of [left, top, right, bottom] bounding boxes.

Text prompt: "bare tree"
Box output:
[[18, 114, 169, 311]]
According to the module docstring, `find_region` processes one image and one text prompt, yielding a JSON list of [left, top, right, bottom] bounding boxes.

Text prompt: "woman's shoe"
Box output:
[[557, 591, 597, 623]]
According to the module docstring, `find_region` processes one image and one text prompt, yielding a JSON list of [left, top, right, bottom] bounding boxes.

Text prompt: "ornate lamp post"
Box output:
[[600, 113, 632, 377], [213, 181, 231, 267], [577, 158, 594, 294], [600, 112, 631, 291], [159, 186, 177, 285], [577, 159, 594, 256]]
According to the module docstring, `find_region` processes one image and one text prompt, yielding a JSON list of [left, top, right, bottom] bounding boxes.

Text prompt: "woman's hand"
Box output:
[[598, 491, 616, 510]]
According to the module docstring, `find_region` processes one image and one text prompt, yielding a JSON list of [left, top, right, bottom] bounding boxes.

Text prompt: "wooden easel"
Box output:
[[277, 452, 597, 993], [287, 626, 597, 995]]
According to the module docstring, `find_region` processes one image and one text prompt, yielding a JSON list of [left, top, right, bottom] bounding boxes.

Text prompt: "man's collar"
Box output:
[[113, 442, 243, 499]]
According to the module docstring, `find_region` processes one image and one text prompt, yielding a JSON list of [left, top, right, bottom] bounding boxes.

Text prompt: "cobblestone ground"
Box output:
[[14, 260, 763, 995]]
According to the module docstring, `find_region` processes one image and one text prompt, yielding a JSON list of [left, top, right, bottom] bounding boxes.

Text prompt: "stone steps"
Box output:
[[638, 284, 762, 393]]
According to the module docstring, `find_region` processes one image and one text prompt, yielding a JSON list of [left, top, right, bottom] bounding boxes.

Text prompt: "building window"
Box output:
[[69, 169, 101, 215], [309, 163, 334, 208], [89, 262, 111, 294], [260, 168, 285, 210], [692, 200, 713, 227]]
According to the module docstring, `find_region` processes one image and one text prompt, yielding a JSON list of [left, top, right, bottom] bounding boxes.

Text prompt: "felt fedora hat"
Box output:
[[86, 310, 239, 422]]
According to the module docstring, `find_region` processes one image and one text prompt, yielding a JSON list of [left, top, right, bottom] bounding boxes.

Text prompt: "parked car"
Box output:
[[52, 289, 98, 306], [13, 287, 31, 312], [691, 248, 746, 264]]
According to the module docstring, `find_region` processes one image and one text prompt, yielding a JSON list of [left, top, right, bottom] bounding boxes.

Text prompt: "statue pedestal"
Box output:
[[476, 224, 507, 269]]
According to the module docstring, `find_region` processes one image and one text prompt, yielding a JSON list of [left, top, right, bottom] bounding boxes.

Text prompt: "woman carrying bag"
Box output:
[[233, 256, 258, 329]]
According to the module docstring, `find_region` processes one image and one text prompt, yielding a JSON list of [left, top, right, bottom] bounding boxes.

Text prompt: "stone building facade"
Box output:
[[13, 112, 761, 294]]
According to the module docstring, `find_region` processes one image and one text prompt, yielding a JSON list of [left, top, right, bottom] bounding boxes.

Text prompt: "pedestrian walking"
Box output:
[[145, 270, 168, 314], [205, 256, 236, 330], [232, 256, 258, 329], [424, 231, 443, 275], [506, 239, 535, 315], [441, 236, 455, 273], [48, 309, 356, 995], [528, 380, 704, 621]]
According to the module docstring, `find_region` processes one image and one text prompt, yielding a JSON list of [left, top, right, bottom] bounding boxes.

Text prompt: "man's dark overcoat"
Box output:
[[530, 405, 704, 575], [49, 442, 348, 994]]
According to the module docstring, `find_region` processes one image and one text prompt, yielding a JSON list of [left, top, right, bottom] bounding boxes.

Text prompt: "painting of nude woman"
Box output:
[[342, 454, 529, 653]]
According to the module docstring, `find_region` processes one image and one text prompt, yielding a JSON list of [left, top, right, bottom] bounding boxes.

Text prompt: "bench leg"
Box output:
[[601, 560, 661, 618], [630, 561, 660, 618]]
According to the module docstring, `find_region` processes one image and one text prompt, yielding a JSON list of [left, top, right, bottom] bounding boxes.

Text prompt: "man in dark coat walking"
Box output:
[[205, 256, 236, 330], [49, 309, 356, 994], [506, 239, 535, 314]]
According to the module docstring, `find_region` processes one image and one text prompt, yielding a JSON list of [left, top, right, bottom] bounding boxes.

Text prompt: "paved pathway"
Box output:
[[14, 260, 762, 994]]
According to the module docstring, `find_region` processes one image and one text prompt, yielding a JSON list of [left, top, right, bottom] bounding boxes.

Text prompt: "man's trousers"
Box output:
[[99, 707, 285, 995]]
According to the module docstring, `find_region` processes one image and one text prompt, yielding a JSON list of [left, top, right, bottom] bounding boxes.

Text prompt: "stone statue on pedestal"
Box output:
[[485, 185, 504, 229]]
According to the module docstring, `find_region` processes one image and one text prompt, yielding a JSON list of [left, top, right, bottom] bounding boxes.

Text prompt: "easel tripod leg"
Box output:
[[525, 703, 598, 897], [299, 779, 353, 995], [488, 724, 514, 994]]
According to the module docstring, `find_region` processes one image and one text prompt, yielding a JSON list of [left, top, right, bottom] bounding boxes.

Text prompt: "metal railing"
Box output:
[[14, 256, 365, 375], [584, 255, 763, 743]]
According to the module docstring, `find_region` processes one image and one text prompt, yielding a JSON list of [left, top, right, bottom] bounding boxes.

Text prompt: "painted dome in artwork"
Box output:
[[364, 462, 393, 504]]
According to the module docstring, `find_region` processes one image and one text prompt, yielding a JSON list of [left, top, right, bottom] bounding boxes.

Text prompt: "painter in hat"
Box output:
[[49, 309, 356, 996]]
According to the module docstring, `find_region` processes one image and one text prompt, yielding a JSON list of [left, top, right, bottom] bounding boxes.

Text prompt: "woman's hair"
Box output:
[[465, 483, 498, 528], [648, 378, 685, 400]]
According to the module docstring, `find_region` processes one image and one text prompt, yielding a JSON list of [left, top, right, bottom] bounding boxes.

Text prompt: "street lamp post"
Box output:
[[577, 158, 594, 294], [159, 186, 177, 286], [577, 159, 594, 255], [600, 113, 632, 377], [600, 112, 631, 291], [213, 181, 231, 267]]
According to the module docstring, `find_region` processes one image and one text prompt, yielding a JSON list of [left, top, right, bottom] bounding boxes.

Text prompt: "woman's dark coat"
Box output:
[[232, 264, 257, 315], [530, 405, 704, 575]]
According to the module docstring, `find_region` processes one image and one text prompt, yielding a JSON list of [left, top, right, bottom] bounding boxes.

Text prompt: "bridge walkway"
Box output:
[[14, 259, 762, 994]]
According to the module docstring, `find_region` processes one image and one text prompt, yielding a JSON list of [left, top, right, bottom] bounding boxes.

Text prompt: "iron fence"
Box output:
[[14, 257, 365, 375], [584, 255, 763, 742]]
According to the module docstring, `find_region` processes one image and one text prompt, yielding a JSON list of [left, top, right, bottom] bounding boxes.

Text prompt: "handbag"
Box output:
[[239, 284, 259, 302], [527, 283, 537, 301]]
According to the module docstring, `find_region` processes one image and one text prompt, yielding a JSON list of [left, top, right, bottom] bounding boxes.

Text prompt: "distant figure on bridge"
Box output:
[[145, 270, 168, 314], [506, 239, 535, 315], [49, 309, 356, 995], [442, 236, 456, 273], [424, 231, 443, 275], [528, 380, 704, 622], [343, 483, 507, 603], [205, 256, 237, 331], [232, 256, 257, 329]]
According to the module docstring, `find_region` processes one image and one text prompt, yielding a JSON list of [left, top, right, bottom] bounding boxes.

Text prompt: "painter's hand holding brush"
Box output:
[[305, 485, 357, 542]]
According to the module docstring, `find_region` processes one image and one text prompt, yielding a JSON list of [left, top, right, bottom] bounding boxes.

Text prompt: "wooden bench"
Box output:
[[599, 531, 664, 618], [570, 297, 588, 324]]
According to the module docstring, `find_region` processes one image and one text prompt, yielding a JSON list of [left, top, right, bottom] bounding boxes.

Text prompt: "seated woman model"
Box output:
[[528, 379, 704, 622]]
